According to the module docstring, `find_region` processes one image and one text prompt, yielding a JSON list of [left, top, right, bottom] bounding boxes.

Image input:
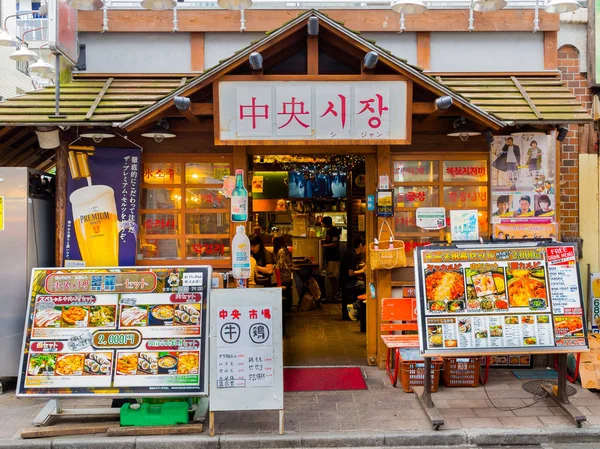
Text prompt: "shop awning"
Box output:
[[437, 75, 592, 124], [0, 76, 190, 126]]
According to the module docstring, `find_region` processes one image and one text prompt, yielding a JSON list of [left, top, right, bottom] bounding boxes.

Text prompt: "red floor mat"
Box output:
[[284, 367, 367, 392]]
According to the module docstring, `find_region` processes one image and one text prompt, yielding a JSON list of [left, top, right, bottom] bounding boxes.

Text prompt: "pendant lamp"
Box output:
[[141, 0, 176, 10], [544, 0, 580, 13], [9, 46, 39, 62], [66, 0, 104, 10], [0, 28, 18, 47], [29, 57, 55, 74], [217, 0, 252, 10], [391, 0, 427, 14], [471, 0, 507, 11]]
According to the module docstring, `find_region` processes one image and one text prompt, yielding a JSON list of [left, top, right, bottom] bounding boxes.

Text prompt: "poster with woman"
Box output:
[[490, 133, 556, 223]]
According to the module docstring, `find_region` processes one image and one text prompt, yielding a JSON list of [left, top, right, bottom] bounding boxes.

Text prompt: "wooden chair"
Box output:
[[380, 297, 420, 387]]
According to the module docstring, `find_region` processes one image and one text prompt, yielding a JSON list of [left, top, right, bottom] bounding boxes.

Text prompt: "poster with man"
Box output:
[[490, 133, 556, 224]]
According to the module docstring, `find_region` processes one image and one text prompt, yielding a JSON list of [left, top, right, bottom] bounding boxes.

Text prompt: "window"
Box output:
[[139, 156, 232, 266], [16, 60, 29, 74], [392, 154, 490, 264]]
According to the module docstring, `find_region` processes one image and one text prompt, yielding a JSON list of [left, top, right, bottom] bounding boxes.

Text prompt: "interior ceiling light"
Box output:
[[0, 28, 18, 47], [9, 46, 39, 62], [218, 0, 252, 10], [66, 0, 104, 10], [141, 0, 176, 10], [471, 0, 507, 11], [29, 57, 55, 74], [80, 130, 116, 143], [544, 0, 581, 13], [141, 119, 176, 143], [447, 118, 481, 141]]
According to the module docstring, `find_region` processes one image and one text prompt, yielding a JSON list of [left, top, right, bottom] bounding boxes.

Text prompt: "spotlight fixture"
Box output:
[[217, 0, 252, 9], [308, 17, 319, 36], [435, 96, 453, 111], [363, 51, 378, 71], [557, 126, 569, 142], [174, 96, 192, 111], [29, 56, 55, 74], [447, 117, 481, 141], [483, 129, 494, 144], [0, 28, 18, 47], [249, 52, 263, 72], [80, 129, 116, 143], [141, 119, 176, 143]]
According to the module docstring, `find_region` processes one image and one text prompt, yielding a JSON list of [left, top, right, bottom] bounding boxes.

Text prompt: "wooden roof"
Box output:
[[0, 127, 54, 169], [438, 75, 592, 124], [0, 76, 189, 126], [120, 9, 507, 131]]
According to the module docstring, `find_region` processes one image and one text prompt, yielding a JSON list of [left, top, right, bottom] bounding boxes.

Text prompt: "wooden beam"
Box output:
[[416, 32, 431, 72], [85, 77, 113, 120], [544, 31, 558, 71], [0, 135, 38, 165], [191, 33, 205, 72], [55, 139, 68, 267], [511, 76, 543, 119], [0, 128, 31, 151], [180, 109, 201, 124], [189, 103, 214, 115], [412, 102, 436, 115], [78, 9, 561, 33], [0, 126, 14, 141], [307, 35, 319, 75], [364, 152, 377, 366]]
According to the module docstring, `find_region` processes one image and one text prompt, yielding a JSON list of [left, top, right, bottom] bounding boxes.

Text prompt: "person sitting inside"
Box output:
[[273, 236, 293, 312], [250, 235, 274, 286], [340, 235, 367, 321]]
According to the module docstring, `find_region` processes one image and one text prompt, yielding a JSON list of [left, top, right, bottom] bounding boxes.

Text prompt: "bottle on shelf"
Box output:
[[231, 169, 248, 222]]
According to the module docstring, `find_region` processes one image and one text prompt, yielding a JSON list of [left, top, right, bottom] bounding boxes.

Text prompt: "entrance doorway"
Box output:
[[249, 154, 368, 366]]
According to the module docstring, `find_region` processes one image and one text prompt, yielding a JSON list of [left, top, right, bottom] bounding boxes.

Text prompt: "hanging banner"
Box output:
[[415, 243, 588, 357], [490, 134, 556, 224], [63, 148, 141, 267], [17, 266, 211, 397]]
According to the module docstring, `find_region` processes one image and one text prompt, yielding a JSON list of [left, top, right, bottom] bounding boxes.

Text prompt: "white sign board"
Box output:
[[209, 288, 283, 411], [416, 207, 446, 230], [48, 0, 79, 65], [450, 210, 480, 241], [216, 80, 409, 145]]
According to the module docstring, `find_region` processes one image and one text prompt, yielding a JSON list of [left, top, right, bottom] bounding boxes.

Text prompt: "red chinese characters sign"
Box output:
[[218, 81, 408, 144]]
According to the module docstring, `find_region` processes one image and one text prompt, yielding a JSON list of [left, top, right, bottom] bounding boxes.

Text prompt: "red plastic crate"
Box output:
[[442, 357, 482, 387], [399, 358, 443, 393]]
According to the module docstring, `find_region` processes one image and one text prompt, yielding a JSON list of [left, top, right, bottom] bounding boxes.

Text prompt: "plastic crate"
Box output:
[[399, 358, 443, 393], [442, 357, 482, 387]]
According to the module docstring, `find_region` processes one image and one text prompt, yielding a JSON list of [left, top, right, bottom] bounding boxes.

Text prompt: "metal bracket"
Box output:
[[240, 9, 247, 32], [102, 5, 109, 33], [172, 6, 179, 33]]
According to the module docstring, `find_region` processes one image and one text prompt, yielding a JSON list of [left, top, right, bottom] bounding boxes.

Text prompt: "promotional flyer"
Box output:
[[17, 266, 210, 397], [415, 244, 587, 356], [63, 148, 142, 267]]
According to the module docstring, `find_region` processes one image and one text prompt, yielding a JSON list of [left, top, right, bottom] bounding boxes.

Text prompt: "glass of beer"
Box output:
[[70, 185, 120, 266]]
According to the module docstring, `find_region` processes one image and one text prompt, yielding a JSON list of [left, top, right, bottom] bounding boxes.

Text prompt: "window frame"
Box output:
[[138, 155, 234, 268]]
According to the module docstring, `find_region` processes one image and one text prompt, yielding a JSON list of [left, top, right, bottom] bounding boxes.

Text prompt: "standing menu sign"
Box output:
[[209, 288, 283, 412], [17, 266, 211, 397], [415, 243, 588, 356]]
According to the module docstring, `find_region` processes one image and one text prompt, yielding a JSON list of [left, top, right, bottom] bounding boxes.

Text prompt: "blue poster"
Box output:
[[63, 148, 141, 267]]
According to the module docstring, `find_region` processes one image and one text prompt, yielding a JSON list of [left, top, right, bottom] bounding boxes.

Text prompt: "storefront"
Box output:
[[0, 9, 592, 370]]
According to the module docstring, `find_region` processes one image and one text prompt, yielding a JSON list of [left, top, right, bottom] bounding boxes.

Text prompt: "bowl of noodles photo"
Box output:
[[149, 305, 175, 326], [507, 268, 547, 308]]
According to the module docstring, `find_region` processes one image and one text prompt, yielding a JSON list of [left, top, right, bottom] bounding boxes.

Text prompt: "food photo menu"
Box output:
[[416, 244, 587, 355], [17, 267, 210, 397]]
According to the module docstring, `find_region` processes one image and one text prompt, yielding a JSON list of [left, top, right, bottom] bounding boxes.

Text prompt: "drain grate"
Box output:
[[522, 379, 577, 397]]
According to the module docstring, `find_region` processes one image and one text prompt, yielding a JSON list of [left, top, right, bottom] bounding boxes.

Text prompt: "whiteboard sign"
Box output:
[[216, 80, 409, 145], [209, 288, 283, 411]]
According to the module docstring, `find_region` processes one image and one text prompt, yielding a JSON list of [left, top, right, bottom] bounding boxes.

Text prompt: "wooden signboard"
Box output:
[[17, 266, 211, 397], [414, 243, 588, 357]]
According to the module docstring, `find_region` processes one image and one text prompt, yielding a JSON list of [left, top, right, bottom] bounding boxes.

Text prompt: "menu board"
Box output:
[[209, 288, 283, 412], [17, 267, 211, 397], [415, 243, 588, 356]]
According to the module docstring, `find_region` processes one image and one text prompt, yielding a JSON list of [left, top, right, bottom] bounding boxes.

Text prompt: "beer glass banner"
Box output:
[[17, 266, 211, 397], [64, 148, 142, 267], [216, 80, 409, 145]]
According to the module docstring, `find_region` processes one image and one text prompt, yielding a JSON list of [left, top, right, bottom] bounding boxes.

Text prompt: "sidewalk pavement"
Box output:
[[0, 367, 598, 447]]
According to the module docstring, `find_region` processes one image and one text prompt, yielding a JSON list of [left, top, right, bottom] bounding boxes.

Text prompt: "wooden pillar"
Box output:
[[365, 153, 378, 365], [191, 32, 205, 72], [54, 138, 69, 267], [376, 144, 392, 369], [544, 31, 558, 70], [416, 32, 431, 72], [307, 35, 319, 75]]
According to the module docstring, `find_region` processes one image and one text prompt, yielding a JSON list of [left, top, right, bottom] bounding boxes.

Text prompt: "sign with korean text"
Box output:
[[414, 243, 588, 357], [216, 80, 409, 145], [210, 288, 283, 412], [17, 266, 211, 397], [64, 148, 141, 268]]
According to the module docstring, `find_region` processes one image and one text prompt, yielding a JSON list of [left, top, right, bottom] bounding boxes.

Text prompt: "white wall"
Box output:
[[204, 32, 265, 70], [360, 32, 418, 66], [558, 23, 587, 73], [78, 32, 192, 73], [0, 0, 36, 100], [430, 32, 545, 72]]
